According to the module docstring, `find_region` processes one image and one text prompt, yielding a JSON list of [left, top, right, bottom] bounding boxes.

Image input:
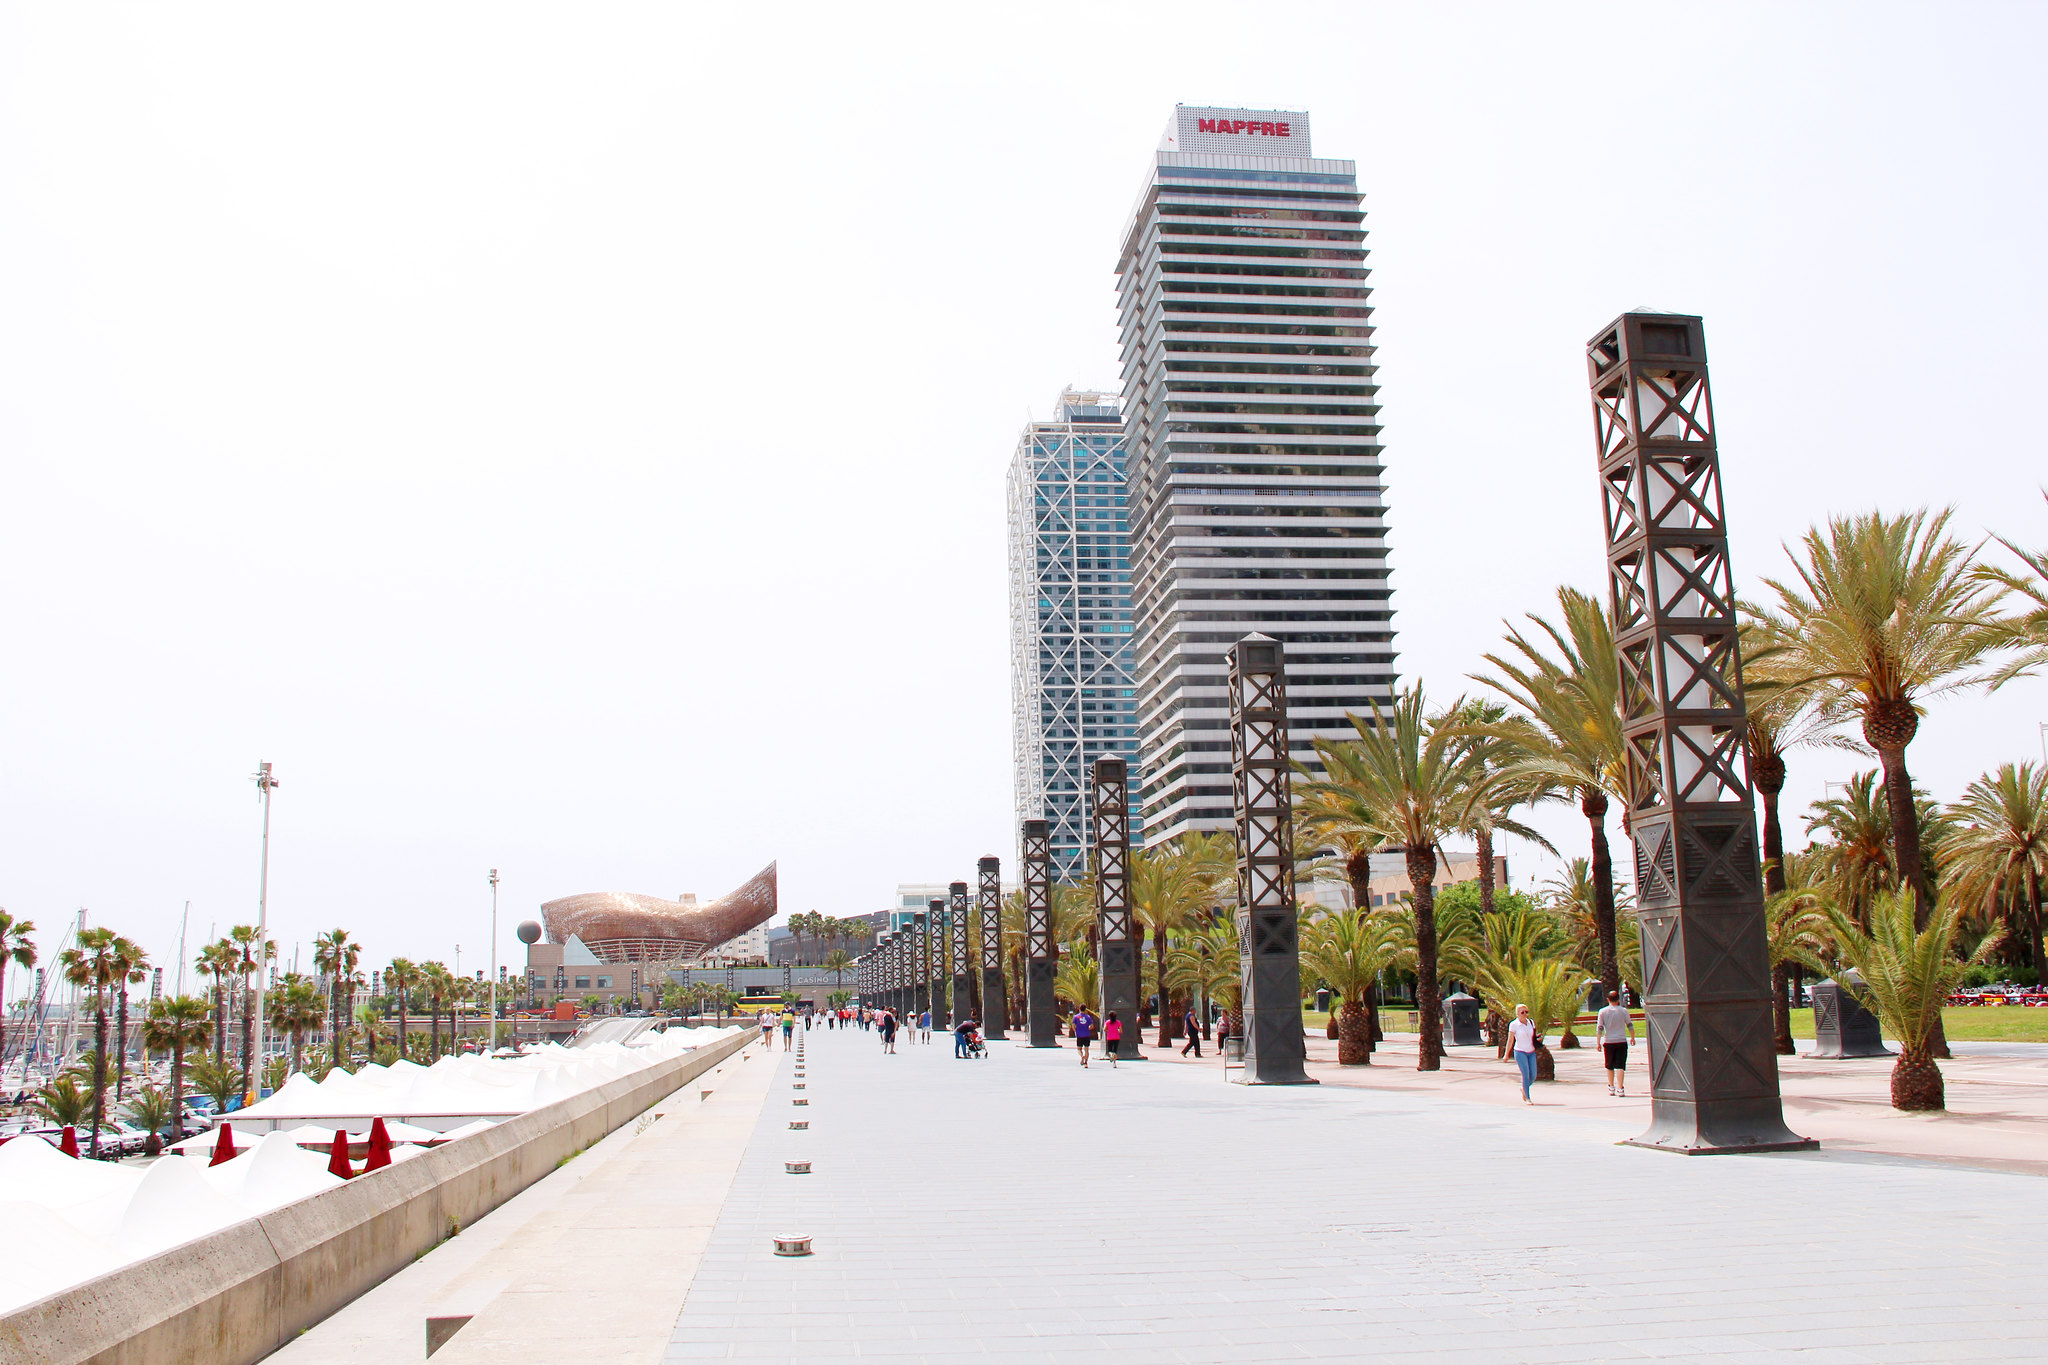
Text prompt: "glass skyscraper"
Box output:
[[1006, 389, 1143, 882], [1116, 106, 1398, 844]]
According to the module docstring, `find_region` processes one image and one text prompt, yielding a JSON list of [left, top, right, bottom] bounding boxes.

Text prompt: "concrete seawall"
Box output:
[[0, 1027, 755, 1365]]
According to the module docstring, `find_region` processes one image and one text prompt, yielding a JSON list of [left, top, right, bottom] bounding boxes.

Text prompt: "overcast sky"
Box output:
[[2, 3, 2043, 992]]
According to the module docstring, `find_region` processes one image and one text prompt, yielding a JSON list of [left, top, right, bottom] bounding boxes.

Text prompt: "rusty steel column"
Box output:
[[1022, 819, 1058, 1046], [1588, 311, 1812, 1154], [928, 898, 950, 1031], [978, 856, 1008, 1039], [1231, 634, 1315, 1085], [1091, 758, 1143, 1058], [949, 880, 974, 1025], [912, 911, 930, 1026]]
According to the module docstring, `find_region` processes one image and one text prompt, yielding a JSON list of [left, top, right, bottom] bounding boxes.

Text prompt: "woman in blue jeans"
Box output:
[[1508, 1003, 1539, 1103]]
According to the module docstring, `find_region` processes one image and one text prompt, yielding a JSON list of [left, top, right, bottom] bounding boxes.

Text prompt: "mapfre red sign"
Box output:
[[1197, 117, 1291, 138]]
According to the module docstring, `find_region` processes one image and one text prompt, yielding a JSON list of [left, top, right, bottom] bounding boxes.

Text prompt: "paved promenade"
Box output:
[[666, 1024, 2044, 1363]]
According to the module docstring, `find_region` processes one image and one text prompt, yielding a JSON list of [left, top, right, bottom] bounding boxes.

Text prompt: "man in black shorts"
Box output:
[[1071, 1007, 1095, 1067], [1595, 991, 1633, 1096]]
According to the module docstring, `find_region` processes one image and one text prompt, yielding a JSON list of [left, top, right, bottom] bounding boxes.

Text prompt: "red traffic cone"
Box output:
[[363, 1117, 393, 1173], [59, 1125, 80, 1158], [326, 1129, 354, 1179], [209, 1123, 236, 1167]]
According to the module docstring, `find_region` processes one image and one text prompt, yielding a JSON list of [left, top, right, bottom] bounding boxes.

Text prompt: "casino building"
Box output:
[[1115, 106, 1398, 843]]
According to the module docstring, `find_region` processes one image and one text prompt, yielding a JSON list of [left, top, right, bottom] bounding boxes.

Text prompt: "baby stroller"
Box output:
[[964, 1024, 987, 1059]]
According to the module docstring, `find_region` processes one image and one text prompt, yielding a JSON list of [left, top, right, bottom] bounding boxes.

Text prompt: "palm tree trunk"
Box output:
[[214, 978, 227, 1058], [1343, 849, 1383, 1050], [397, 995, 409, 1062], [170, 1042, 186, 1140], [1865, 707, 1949, 1056], [2030, 870, 2045, 983], [114, 988, 130, 1101], [1154, 927, 1174, 1047], [1584, 789, 1621, 1005], [240, 970, 255, 1085], [1891, 1044, 1944, 1110], [1337, 999, 1369, 1065], [430, 1006, 441, 1057], [331, 984, 344, 1070], [1755, 758, 1797, 1055], [90, 996, 109, 1157], [1407, 847, 1443, 1072], [292, 1030, 304, 1077], [1476, 825, 1496, 917]]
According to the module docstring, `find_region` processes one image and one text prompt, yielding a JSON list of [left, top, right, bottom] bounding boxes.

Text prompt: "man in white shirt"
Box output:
[[1595, 991, 1634, 1097]]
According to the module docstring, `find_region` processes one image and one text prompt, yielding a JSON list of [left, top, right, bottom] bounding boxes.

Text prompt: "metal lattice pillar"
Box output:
[[1231, 635, 1315, 1085], [1091, 758, 1143, 1058], [1023, 819, 1058, 1046], [886, 932, 902, 1019], [1588, 311, 1811, 1154], [912, 912, 930, 1023], [928, 898, 951, 1030], [978, 856, 1007, 1039], [949, 881, 974, 1024]]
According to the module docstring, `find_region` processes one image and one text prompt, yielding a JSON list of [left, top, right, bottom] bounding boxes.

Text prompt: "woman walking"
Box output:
[[1103, 1011, 1123, 1069], [1508, 1003, 1539, 1104]]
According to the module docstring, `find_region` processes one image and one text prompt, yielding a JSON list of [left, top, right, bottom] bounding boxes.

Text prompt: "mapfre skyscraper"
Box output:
[[1117, 106, 1397, 843]]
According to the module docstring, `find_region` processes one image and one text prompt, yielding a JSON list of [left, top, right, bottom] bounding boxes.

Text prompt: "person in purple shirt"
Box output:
[[1070, 1008, 1096, 1067]]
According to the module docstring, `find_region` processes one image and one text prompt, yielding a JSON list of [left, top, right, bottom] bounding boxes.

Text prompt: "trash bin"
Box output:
[[1315, 987, 1331, 1013], [1809, 973, 1892, 1058], [1586, 981, 1608, 1011], [1441, 992, 1483, 1047]]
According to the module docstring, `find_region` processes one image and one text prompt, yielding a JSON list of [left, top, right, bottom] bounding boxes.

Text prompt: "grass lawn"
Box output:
[[1297, 1006, 2048, 1044]]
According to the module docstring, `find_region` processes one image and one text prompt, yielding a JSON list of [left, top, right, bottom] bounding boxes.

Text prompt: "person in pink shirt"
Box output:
[[1103, 1011, 1123, 1068]]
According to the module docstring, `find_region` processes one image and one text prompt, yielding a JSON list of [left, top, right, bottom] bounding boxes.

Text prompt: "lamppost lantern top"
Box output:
[[1235, 632, 1283, 674]]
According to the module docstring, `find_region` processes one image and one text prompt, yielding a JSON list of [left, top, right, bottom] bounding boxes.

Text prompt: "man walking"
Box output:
[[1595, 990, 1634, 1097], [1071, 1006, 1095, 1067], [920, 1008, 932, 1045], [1180, 1004, 1202, 1057]]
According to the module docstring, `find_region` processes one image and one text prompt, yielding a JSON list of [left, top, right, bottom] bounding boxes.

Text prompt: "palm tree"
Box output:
[[1760, 509, 2007, 927], [123, 1087, 177, 1156], [1976, 493, 2048, 686], [1300, 687, 1516, 1071], [1737, 613, 1858, 898], [228, 924, 273, 1084], [385, 957, 419, 1060], [356, 1002, 387, 1060], [1128, 832, 1235, 1046], [1472, 588, 1631, 1005], [0, 910, 36, 1070], [1804, 772, 1897, 928], [197, 938, 239, 1060], [1539, 859, 1641, 1003], [1762, 861, 1835, 1055], [312, 929, 360, 1071], [422, 962, 453, 1057], [1053, 941, 1102, 1016], [822, 950, 852, 989], [1300, 910, 1403, 1064], [267, 973, 324, 1077], [58, 926, 122, 1156], [1940, 763, 2048, 979], [1824, 888, 1996, 1110], [188, 1052, 245, 1113], [1468, 953, 1580, 1082], [32, 1073, 92, 1128], [143, 994, 211, 1136], [108, 936, 148, 1103]]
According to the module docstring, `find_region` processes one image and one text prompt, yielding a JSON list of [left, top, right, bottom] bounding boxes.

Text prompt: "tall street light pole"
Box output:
[[249, 762, 279, 1106], [488, 869, 500, 1053]]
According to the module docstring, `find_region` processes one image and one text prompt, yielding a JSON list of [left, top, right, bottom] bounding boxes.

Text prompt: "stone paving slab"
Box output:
[[666, 1024, 2044, 1363]]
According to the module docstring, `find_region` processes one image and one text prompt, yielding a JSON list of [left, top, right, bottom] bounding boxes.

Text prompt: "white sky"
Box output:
[[2, 3, 2044, 993]]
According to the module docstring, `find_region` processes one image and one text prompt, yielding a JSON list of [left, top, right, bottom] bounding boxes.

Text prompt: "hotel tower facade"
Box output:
[[1006, 389, 1144, 882], [1116, 106, 1398, 843]]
